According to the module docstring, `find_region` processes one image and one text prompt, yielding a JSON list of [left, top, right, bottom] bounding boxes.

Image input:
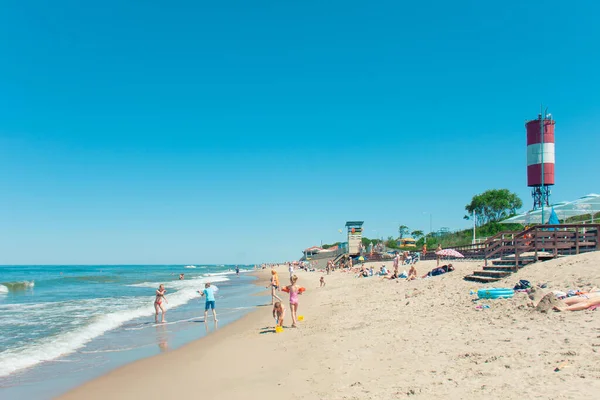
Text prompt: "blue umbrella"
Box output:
[[547, 207, 560, 226]]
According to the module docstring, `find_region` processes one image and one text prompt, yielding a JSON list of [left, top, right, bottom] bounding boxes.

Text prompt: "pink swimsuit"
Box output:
[[289, 287, 299, 305]]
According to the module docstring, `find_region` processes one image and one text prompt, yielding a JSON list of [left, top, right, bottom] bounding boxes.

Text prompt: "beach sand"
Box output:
[[60, 254, 600, 400]]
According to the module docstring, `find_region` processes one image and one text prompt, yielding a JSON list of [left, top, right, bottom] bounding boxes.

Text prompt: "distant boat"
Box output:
[[184, 265, 196, 269]]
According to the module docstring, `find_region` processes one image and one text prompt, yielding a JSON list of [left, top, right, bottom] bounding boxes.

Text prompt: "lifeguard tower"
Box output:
[[345, 221, 364, 256]]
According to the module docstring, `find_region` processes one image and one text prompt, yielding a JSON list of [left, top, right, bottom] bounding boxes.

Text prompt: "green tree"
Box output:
[[464, 189, 523, 226], [385, 236, 399, 249], [411, 230, 424, 239], [361, 237, 372, 247], [398, 225, 410, 239]]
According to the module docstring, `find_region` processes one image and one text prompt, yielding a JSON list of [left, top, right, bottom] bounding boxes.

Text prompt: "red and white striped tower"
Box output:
[[526, 113, 555, 210]]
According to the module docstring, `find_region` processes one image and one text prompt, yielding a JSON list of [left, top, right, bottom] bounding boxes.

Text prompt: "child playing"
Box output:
[[320, 276, 325, 287], [198, 282, 218, 322], [272, 301, 285, 327], [154, 284, 168, 323], [286, 275, 302, 328]]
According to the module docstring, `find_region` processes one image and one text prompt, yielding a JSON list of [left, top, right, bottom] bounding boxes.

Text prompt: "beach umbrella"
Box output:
[[358, 256, 365, 261], [435, 249, 464, 258], [547, 208, 560, 225], [503, 202, 569, 224], [553, 193, 600, 222]]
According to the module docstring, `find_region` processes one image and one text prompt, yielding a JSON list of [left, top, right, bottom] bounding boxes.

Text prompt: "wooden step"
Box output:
[[492, 259, 535, 266], [464, 275, 502, 283], [483, 265, 518, 272], [472, 270, 512, 278]]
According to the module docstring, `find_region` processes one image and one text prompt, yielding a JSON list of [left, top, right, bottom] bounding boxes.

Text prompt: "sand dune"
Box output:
[[60, 253, 600, 400]]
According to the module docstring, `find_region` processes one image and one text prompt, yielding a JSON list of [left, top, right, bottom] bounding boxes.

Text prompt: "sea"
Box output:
[[0, 264, 268, 399]]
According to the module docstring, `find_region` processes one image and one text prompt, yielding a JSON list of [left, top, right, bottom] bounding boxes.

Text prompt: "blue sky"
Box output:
[[1, 1, 599, 264]]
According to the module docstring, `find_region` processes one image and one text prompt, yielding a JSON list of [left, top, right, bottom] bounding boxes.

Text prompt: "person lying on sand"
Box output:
[[422, 264, 455, 278], [554, 291, 600, 312]]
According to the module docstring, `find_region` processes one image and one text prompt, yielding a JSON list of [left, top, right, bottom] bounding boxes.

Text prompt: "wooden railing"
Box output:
[[484, 224, 599, 269]]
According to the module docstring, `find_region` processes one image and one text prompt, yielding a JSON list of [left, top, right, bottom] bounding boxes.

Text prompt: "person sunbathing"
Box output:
[[422, 264, 454, 278], [407, 265, 418, 281], [554, 291, 600, 312]]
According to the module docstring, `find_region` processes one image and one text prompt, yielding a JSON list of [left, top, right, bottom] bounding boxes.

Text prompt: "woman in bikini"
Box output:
[[154, 284, 168, 323], [267, 270, 283, 305]]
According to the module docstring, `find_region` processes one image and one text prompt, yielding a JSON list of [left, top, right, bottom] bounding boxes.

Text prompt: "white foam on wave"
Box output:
[[0, 285, 8, 294], [128, 275, 229, 290], [0, 284, 207, 378], [0, 281, 35, 291], [202, 269, 249, 277], [184, 265, 196, 269]]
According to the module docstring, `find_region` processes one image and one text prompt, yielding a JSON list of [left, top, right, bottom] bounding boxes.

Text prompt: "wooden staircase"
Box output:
[[463, 224, 599, 283], [464, 256, 538, 283]]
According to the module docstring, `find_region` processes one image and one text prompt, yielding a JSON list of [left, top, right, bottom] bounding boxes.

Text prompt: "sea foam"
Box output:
[[0, 282, 215, 377]]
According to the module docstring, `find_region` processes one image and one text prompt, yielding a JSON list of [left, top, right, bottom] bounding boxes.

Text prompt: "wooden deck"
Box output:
[[464, 224, 599, 283]]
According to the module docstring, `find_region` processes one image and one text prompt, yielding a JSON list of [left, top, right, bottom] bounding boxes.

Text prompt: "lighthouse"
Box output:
[[525, 112, 555, 211]]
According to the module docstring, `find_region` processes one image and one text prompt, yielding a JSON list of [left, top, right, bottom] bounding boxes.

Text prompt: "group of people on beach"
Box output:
[[269, 270, 304, 328], [154, 281, 219, 324]]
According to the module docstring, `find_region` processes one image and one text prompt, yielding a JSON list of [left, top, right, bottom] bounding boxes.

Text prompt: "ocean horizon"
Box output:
[[0, 264, 267, 399]]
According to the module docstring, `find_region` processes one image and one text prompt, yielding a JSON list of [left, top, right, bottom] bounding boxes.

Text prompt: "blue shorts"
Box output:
[[205, 301, 215, 310]]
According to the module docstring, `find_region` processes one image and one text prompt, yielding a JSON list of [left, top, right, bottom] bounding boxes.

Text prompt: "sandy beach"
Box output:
[[60, 254, 600, 400]]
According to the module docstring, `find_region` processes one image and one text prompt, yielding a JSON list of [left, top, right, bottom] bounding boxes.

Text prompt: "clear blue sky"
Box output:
[[1, 1, 599, 264]]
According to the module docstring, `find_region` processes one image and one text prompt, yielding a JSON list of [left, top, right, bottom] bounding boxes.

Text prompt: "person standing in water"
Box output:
[[154, 284, 168, 323], [236, 266, 240, 276], [199, 282, 218, 323]]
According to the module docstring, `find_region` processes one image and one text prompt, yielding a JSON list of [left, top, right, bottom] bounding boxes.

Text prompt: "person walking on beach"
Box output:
[[288, 263, 294, 279], [268, 270, 283, 305], [320, 276, 326, 287], [154, 284, 168, 323], [436, 244, 442, 266], [286, 275, 302, 328], [199, 282, 218, 323], [393, 252, 400, 276]]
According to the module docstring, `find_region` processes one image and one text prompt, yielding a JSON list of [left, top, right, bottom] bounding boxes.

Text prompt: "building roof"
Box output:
[[304, 246, 322, 252], [345, 221, 364, 227]]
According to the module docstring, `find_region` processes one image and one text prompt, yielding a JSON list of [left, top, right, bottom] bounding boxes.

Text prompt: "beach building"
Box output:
[[345, 221, 364, 256]]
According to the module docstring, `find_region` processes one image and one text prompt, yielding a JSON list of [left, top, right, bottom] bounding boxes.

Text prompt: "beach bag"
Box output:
[[513, 280, 531, 290]]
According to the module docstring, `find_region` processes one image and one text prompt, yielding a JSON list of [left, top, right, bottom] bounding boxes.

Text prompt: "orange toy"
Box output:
[[281, 286, 305, 293]]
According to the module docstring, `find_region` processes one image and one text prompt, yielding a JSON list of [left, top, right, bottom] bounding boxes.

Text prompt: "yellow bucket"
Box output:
[[275, 326, 284, 333], [297, 315, 304, 321]]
